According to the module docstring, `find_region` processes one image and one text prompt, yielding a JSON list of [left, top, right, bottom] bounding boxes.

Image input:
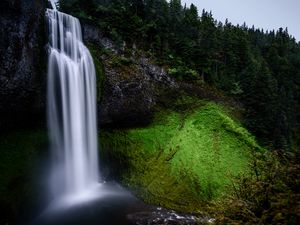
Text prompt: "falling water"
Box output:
[[46, 1, 99, 199], [49, 0, 57, 10]]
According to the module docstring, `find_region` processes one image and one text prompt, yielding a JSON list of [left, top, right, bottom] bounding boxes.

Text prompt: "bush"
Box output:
[[214, 151, 300, 225], [168, 67, 199, 81]]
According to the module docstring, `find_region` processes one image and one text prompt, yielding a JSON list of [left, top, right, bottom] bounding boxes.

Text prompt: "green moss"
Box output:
[[100, 102, 262, 212], [86, 43, 105, 102], [0, 130, 47, 222]]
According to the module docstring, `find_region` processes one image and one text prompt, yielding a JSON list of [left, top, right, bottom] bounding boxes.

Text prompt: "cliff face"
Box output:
[[0, 0, 46, 131], [98, 55, 176, 127], [83, 24, 177, 127]]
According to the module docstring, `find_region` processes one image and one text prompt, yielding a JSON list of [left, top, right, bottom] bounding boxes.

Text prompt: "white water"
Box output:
[[49, 0, 57, 10], [46, 1, 100, 200]]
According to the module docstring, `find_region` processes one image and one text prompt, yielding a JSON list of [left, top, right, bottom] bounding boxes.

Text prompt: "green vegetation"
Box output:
[[214, 151, 300, 224], [61, 0, 300, 152], [100, 101, 261, 212], [86, 43, 106, 101], [0, 130, 47, 225]]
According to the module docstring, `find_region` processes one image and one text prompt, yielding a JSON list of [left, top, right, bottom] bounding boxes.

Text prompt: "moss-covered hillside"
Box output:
[[100, 99, 262, 212]]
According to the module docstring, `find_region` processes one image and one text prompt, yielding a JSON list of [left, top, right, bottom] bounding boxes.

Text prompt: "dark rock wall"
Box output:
[[0, 0, 46, 131], [83, 24, 176, 127], [99, 56, 175, 127]]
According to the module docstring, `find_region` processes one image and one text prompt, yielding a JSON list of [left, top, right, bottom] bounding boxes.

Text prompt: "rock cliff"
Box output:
[[83, 23, 177, 127], [0, 0, 46, 131]]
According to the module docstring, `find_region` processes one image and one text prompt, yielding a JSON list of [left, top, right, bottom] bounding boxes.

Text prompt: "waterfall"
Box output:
[[46, 1, 100, 199], [49, 0, 57, 10]]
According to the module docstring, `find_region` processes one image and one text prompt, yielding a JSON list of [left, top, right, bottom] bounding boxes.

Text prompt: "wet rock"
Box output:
[[127, 206, 213, 225], [83, 23, 118, 53], [0, 0, 46, 130], [99, 57, 175, 127], [83, 24, 177, 127]]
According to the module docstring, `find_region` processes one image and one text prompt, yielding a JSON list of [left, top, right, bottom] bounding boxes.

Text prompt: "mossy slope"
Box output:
[[100, 101, 261, 212]]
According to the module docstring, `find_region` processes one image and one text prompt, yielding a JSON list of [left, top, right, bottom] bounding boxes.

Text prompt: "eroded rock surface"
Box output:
[[0, 0, 46, 130], [83, 24, 176, 127]]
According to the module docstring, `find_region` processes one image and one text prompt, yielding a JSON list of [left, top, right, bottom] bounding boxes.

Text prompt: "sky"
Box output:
[[181, 0, 300, 41]]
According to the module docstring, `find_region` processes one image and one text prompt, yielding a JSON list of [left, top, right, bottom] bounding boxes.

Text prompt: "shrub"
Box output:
[[215, 151, 300, 225]]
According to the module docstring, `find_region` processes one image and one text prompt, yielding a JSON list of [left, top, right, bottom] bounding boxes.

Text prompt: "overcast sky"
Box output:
[[182, 0, 300, 41]]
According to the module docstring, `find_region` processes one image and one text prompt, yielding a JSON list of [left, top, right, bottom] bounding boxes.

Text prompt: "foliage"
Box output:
[[168, 67, 199, 81], [214, 151, 300, 224]]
